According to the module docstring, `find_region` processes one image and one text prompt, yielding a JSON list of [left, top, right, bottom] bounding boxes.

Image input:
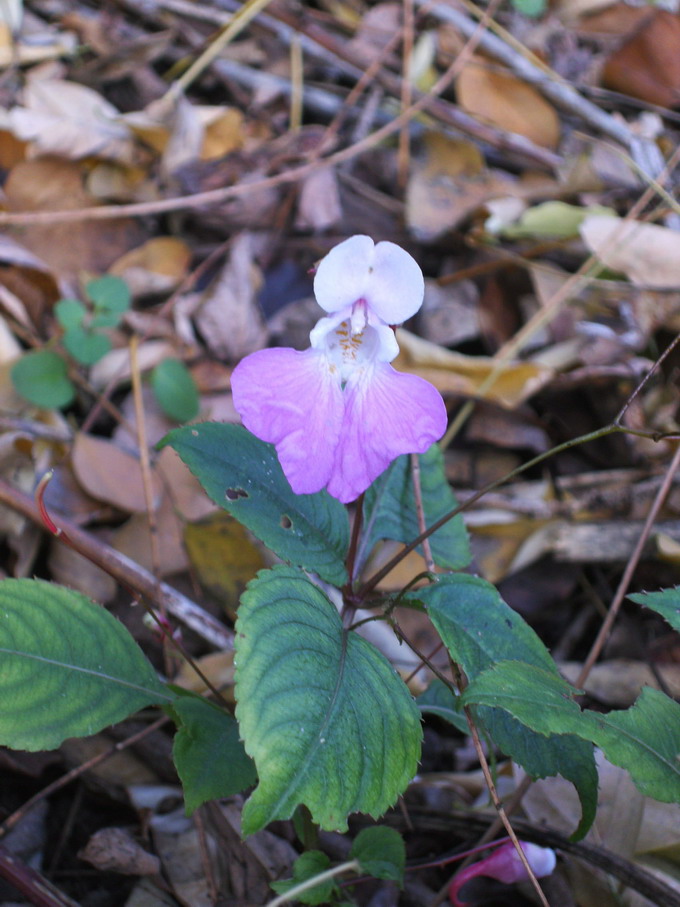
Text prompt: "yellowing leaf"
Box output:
[[109, 237, 192, 297], [184, 512, 266, 611], [394, 328, 553, 408]]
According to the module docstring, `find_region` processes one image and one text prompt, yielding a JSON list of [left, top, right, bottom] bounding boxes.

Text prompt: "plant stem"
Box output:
[[266, 859, 359, 907]]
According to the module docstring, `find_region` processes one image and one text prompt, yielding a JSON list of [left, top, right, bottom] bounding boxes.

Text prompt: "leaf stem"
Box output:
[[266, 859, 360, 907]]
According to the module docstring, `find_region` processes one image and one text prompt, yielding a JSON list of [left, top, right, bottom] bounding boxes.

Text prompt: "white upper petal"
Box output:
[[313, 235, 375, 313], [313, 235, 424, 324]]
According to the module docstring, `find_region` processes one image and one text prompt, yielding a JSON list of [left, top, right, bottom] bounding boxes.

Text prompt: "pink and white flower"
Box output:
[[231, 235, 447, 503], [449, 840, 557, 906]]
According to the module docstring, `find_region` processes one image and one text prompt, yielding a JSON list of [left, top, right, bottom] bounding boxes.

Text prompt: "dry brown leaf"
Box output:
[[9, 79, 136, 162], [456, 58, 560, 149], [173, 651, 235, 699], [48, 540, 118, 603], [560, 659, 680, 708], [71, 432, 162, 513], [419, 278, 480, 347], [112, 494, 188, 577], [79, 828, 160, 876], [394, 328, 553, 408], [579, 215, 680, 288], [602, 10, 680, 108], [295, 166, 343, 231], [89, 340, 176, 389], [195, 232, 266, 361], [156, 446, 216, 523], [109, 237, 192, 298], [4, 157, 143, 278], [347, 2, 401, 63], [200, 106, 246, 160]]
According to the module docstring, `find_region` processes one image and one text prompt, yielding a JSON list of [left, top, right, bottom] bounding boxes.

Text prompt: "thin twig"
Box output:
[[410, 453, 434, 571], [0, 844, 81, 907]]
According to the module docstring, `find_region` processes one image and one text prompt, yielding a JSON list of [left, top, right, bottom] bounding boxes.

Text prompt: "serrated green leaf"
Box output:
[[11, 350, 75, 409], [415, 574, 556, 677], [270, 851, 336, 905], [86, 275, 131, 312], [55, 298, 86, 330], [587, 688, 680, 804], [416, 576, 597, 839], [628, 588, 680, 634], [161, 424, 349, 586], [350, 826, 405, 884], [360, 445, 470, 571], [63, 327, 111, 365], [171, 696, 256, 814], [0, 579, 171, 751], [235, 566, 422, 834], [462, 661, 584, 735], [417, 678, 468, 734], [151, 358, 199, 423]]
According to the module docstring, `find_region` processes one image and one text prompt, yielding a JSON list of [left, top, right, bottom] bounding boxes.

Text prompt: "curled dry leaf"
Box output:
[[579, 215, 680, 288], [79, 827, 160, 876], [71, 432, 163, 513], [394, 328, 553, 408], [195, 232, 267, 361], [295, 166, 343, 232]]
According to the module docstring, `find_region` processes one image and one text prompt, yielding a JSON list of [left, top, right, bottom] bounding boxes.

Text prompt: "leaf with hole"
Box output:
[[161, 423, 350, 586], [235, 566, 422, 834], [151, 358, 200, 422], [11, 350, 75, 409], [171, 695, 256, 813], [360, 444, 470, 571], [0, 579, 171, 751]]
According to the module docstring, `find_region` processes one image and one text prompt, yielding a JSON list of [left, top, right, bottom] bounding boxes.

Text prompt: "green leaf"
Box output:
[[151, 358, 200, 423], [416, 576, 597, 839], [463, 664, 680, 810], [628, 588, 680, 634], [90, 311, 122, 329], [270, 851, 337, 905], [415, 574, 556, 677], [11, 350, 75, 409], [510, 0, 546, 16], [63, 327, 111, 365], [171, 696, 256, 814], [587, 688, 680, 804], [417, 679, 468, 734], [161, 424, 350, 586], [235, 566, 422, 834], [350, 826, 405, 884], [360, 445, 470, 571], [86, 275, 131, 313], [54, 298, 85, 330], [0, 579, 171, 751]]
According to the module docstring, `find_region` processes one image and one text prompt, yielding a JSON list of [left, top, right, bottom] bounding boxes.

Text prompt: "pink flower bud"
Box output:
[[449, 841, 556, 906]]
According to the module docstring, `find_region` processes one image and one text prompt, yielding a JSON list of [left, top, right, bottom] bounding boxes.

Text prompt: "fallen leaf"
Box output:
[[9, 78, 136, 162], [456, 57, 560, 149], [184, 512, 266, 612], [580, 215, 680, 288], [79, 828, 160, 876], [195, 232, 267, 361], [602, 10, 680, 108], [394, 328, 554, 408], [71, 432, 163, 513], [173, 651, 236, 698], [109, 237, 192, 298], [295, 166, 343, 231]]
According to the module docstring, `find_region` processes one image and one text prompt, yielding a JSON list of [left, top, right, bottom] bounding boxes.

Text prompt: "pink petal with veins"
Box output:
[[231, 347, 343, 496], [326, 361, 447, 503]]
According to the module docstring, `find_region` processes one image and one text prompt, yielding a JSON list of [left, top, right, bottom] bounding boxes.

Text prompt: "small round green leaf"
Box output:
[[63, 327, 112, 365], [270, 852, 336, 905], [86, 275, 131, 313], [151, 358, 200, 422], [11, 350, 75, 409], [235, 566, 422, 834], [0, 578, 171, 751], [350, 826, 405, 884], [54, 298, 86, 330]]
